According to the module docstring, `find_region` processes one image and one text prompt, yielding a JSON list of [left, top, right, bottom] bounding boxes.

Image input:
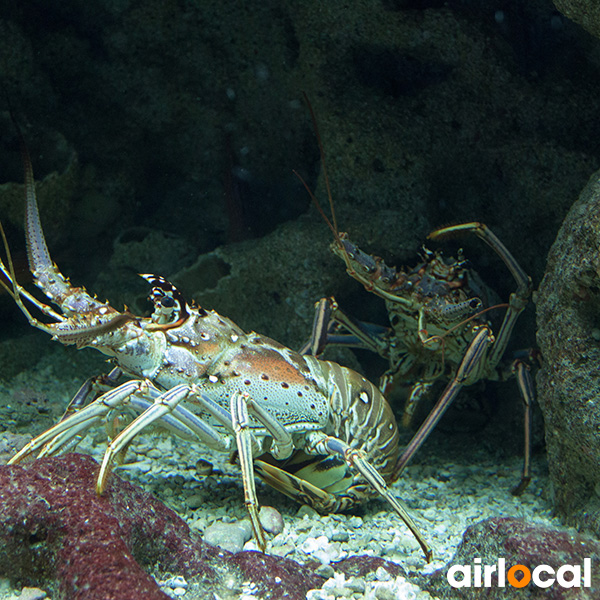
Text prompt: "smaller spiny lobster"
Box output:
[[1, 131, 431, 560], [296, 96, 535, 496]]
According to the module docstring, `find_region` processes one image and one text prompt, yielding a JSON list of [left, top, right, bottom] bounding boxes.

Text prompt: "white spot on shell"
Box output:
[[230, 334, 239, 343], [98, 306, 108, 314], [359, 392, 370, 404], [200, 333, 210, 340], [208, 375, 218, 383]]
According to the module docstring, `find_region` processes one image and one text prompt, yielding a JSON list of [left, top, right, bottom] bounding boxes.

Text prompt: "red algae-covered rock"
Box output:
[[0, 453, 322, 600], [423, 517, 600, 599]]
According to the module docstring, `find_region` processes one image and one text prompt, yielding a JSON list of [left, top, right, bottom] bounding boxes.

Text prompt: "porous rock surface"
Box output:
[[554, 0, 600, 39], [536, 167, 600, 534], [0, 453, 323, 600], [423, 517, 600, 599], [1, 1, 599, 359]]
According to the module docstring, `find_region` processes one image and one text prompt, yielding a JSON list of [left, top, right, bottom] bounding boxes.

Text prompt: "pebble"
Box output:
[[296, 504, 319, 518], [331, 529, 349, 542], [375, 566, 392, 582], [259, 505, 284, 535], [164, 576, 187, 589], [202, 521, 252, 553], [269, 542, 294, 557], [185, 494, 205, 509], [374, 583, 397, 600], [195, 459, 213, 476], [347, 516, 363, 528], [17, 589, 47, 600], [315, 564, 335, 578], [300, 535, 346, 564], [345, 577, 366, 593], [136, 461, 153, 474]]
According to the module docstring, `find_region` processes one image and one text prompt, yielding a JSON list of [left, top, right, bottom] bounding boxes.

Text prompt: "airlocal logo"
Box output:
[[447, 557, 592, 588]]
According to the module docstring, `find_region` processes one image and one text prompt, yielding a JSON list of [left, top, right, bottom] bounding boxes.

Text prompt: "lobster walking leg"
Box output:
[[393, 326, 494, 480], [231, 392, 267, 551], [306, 431, 432, 561], [59, 366, 124, 422], [510, 359, 535, 496], [301, 296, 391, 358], [10, 380, 151, 461]]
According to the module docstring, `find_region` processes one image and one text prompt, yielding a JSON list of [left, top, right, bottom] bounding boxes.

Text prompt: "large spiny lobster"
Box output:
[[0, 137, 431, 560]]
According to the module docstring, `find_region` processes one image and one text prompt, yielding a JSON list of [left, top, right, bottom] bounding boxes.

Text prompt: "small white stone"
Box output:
[[259, 506, 284, 535], [18, 589, 47, 600], [375, 566, 392, 581], [170, 576, 187, 588]]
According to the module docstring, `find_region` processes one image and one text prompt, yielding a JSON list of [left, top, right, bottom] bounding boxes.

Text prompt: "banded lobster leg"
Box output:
[[10, 378, 431, 557], [428, 222, 532, 369], [392, 327, 535, 496], [299, 296, 390, 358], [254, 431, 432, 560]]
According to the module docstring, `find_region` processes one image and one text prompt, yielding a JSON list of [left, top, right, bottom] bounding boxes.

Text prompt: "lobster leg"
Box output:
[[59, 366, 124, 422], [401, 381, 435, 428], [305, 430, 432, 562], [230, 392, 267, 551], [240, 395, 294, 460], [96, 384, 238, 493], [393, 326, 494, 480], [9, 380, 150, 463], [301, 296, 391, 358], [510, 358, 535, 496]]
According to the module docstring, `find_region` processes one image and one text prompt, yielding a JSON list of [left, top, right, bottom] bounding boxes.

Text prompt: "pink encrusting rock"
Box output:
[[0, 453, 322, 600]]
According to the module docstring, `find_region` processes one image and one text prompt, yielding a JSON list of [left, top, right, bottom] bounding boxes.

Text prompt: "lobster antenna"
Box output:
[[293, 168, 337, 237], [301, 92, 339, 237], [293, 94, 358, 277], [0, 222, 19, 302]]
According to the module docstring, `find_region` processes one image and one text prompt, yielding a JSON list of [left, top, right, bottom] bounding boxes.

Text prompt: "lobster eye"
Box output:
[[160, 296, 175, 308]]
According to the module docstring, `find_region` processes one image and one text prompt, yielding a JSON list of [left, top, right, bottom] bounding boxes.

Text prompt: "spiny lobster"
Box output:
[[297, 96, 535, 496], [1, 133, 431, 560]]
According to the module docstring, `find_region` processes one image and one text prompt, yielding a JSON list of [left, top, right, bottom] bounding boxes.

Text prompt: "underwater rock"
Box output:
[[423, 517, 600, 599], [554, 0, 600, 40], [0, 453, 323, 600], [2, 1, 599, 388], [202, 520, 252, 553], [536, 168, 600, 534]]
